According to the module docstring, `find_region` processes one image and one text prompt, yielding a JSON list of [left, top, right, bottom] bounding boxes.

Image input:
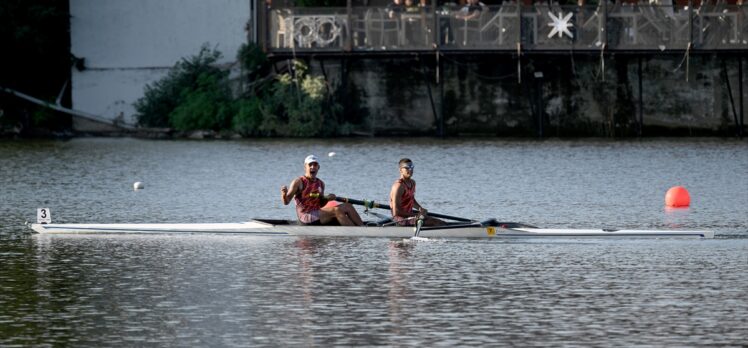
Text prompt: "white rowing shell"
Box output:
[[28, 220, 715, 239]]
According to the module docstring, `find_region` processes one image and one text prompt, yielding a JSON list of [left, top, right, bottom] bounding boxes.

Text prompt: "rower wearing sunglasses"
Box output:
[[389, 158, 445, 227], [281, 155, 364, 226]]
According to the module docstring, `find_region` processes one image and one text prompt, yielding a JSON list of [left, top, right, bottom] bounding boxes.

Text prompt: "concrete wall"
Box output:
[[70, 0, 250, 126], [329, 54, 744, 136]]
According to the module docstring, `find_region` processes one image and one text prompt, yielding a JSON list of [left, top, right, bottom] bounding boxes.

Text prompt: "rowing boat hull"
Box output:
[[28, 220, 715, 239]]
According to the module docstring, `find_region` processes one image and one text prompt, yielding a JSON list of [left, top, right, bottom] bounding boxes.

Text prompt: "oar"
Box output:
[[414, 215, 424, 237], [335, 196, 474, 222], [409, 215, 429, 242]]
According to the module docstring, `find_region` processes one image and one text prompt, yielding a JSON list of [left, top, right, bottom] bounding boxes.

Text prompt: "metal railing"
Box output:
[[265, 3, 748, 53]]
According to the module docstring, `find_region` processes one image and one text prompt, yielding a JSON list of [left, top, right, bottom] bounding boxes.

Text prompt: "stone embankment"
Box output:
[[327, 54, 745, 137]]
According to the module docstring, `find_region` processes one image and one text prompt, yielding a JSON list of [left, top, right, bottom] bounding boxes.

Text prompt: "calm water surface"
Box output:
[[1, 138, 747, 346]]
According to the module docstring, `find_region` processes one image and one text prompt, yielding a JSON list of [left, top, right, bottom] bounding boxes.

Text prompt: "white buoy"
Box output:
[[328, 152, 336, 157], [133, 182, 144, 190]]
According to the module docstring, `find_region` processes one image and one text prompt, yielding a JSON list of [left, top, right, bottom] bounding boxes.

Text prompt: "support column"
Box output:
[[437, 52, 445, 137], [260, 0, 269, 52], [534, 70, 544, 138], [722, 58, 740, 137], [346, 0, 353, 52], [739, 56, 744, 138], [638, 56, 643, 136]]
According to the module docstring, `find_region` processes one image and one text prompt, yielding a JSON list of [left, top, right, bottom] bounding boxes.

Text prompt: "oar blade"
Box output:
[[413, 216, 424, 237]]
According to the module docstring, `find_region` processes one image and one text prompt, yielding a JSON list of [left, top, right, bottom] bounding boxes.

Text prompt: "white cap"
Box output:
[[304, 155, 319, 164]]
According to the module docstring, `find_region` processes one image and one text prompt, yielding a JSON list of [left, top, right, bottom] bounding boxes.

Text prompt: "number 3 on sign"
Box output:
[[37, 208, 52, 224]]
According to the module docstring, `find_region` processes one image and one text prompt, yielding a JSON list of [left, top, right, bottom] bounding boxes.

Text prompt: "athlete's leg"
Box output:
[[320, 205, 356, 225], [321, 204, 362, 226], [318, 208, 340, 225], [338, 203, 363, 226]]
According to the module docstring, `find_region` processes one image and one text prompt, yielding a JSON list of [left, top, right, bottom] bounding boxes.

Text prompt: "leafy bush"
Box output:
[[134, 46, 226, 128], [232, 97, 265, 136], [0, 1, 69, 97], [237, 42, 267, 76], [31, 106, 54, 127], [237, 42, 272, 99], [134, 47, 346, 137], [169, 72, 234, 131], [1, 1, 71, 133], [261, 60, 343, 137]]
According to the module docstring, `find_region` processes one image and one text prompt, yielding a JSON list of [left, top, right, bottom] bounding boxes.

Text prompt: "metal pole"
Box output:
[[517, 0, 523, 84], [420, 54, 440, 137]]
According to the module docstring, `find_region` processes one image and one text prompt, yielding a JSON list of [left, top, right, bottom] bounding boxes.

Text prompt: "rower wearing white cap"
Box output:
[[281, 155, 364, 226]]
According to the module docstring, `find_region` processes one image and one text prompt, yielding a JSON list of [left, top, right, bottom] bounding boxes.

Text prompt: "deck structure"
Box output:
[[260, 2, 748, 55]]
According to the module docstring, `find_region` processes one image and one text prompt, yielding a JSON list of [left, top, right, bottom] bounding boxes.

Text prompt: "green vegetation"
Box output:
[[258, 60, 343, 137], [135, 44, 350, 137], [134, 47, 229, 130], [0, 0, 71, 135], [169, 72, 235, 131]]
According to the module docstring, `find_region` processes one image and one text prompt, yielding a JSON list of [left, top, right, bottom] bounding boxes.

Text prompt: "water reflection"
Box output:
[[0, 233, 745, 346], [386, 240, 414, 336], [663, 206, 692, 228]]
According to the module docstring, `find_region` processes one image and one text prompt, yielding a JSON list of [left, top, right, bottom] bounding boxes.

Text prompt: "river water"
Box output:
[[1, 138, 747, 346]]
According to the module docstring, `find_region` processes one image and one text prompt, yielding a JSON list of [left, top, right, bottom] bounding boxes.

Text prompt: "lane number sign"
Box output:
[[37, 208, 51, 224]]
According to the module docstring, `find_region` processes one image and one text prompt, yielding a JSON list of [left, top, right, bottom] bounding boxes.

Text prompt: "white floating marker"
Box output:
[[328, 152, 336, 157], [133, 182, 144, 190]]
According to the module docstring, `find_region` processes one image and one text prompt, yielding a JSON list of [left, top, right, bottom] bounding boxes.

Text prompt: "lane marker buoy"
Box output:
[[665, 186, 690, 207]]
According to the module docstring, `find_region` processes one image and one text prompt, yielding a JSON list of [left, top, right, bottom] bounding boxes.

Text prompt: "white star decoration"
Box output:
[[547, 11, 574, 39]]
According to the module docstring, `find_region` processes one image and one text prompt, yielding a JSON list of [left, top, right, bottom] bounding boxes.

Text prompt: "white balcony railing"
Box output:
[[265, 3, 748, 52]]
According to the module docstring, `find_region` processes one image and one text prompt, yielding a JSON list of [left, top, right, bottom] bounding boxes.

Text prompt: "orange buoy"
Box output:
[[665, 186, 691, 207]]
